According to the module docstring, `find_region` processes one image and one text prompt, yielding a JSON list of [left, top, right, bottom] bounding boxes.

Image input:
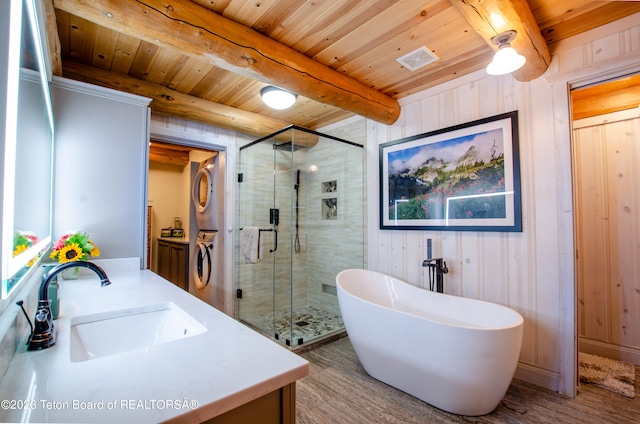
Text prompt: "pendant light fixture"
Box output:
[[486, 30, 526, 76], [260, 86, 298, 110]]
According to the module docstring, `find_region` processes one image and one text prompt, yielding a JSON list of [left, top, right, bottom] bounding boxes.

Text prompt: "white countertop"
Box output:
[[0, 270, 309, 423], [157, 237, 189, 244]]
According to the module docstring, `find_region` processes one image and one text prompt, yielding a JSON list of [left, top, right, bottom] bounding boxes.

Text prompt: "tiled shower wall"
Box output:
[[305, 125, 366, 314]]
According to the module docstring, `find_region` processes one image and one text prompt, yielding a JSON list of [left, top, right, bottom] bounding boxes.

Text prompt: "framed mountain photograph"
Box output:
[[379, 111, 522, 232]]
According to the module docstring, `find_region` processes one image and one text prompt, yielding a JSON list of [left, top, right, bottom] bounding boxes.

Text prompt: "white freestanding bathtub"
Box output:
[[336, 269, 523, 416]]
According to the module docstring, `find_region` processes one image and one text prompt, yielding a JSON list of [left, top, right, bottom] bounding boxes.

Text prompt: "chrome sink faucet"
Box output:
[[17, 261, 111, 351]]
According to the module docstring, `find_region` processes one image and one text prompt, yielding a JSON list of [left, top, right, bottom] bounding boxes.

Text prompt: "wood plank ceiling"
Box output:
[[49, 0, 640, 136]]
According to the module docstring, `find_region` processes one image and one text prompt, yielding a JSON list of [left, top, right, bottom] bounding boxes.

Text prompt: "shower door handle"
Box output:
[[270, 229, 278, 253]]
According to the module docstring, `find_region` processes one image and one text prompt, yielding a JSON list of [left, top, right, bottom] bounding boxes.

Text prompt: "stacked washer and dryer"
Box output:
[[190, 154, 223, 311]]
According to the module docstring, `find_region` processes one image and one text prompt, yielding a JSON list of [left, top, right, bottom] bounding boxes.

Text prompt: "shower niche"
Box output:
[[236, 126, 365, 349], [322, 180, 337, 192], [321, 180, 338, 220], [322, 198, 337, 220]]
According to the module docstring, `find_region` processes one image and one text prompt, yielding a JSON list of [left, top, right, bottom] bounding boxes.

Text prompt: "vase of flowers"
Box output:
[[49, 231, 101, 280], [61, 267, 80, 280]]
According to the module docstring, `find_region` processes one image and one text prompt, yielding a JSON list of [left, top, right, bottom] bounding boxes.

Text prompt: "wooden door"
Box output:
[[170, 244, 188, 290], [157, 240, 171, 281], [573, 107, 640, 365]]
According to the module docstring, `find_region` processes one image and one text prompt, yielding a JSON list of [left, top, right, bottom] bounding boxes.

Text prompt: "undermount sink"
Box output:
[[70, 302, 207, 362]]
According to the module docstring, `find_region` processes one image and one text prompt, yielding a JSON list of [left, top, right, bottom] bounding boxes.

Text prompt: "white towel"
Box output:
[[241, 227, 262, 264]]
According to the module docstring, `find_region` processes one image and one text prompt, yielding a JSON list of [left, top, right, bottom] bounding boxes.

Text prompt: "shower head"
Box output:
[[273, 141, 306, 151]]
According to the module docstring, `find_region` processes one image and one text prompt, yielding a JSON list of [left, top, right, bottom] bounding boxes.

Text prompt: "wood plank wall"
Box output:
[[573, 108, 640, 365], [361, 12, 640, 396], [365, 73, 564, 391]]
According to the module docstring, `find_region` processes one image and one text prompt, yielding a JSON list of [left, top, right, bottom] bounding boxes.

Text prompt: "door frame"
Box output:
[[570, 90, 640, 365], [552, 63, 640, 398], [146, 130, 233, 314]]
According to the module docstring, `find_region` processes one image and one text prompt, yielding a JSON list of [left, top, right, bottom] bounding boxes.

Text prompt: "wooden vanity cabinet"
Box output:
[[157, 238, 189, 290], [203, 383, 296, 424]]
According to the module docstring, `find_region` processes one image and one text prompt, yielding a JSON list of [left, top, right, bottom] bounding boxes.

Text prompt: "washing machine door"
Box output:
[[192, 241, 212, 290], [192, 166, 214, 215]]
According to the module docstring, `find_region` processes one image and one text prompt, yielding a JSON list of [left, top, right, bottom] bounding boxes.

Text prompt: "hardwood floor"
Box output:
[[296, 337, 640, 423]]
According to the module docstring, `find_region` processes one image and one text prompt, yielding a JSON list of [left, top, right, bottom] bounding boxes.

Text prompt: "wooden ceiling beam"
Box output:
[[571, 74, 640, 121], [149, 144, 190, 167], [62, 61, 320, 146], [53, 0, 401, 125], [450, 0, 551, 82], [44, 0, 63, 76]]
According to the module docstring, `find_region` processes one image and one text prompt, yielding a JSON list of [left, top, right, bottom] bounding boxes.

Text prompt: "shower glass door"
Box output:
[[237, 126, 365, 349], [237, 129, 295, 345]]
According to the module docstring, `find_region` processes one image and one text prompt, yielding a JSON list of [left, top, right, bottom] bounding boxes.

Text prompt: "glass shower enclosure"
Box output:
[[237, 126, 364, 349]]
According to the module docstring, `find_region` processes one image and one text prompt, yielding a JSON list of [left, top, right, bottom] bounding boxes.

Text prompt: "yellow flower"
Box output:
[[50, 231, 101, 263], [58, 243, 84, 263], [13, 244, 27, 257]]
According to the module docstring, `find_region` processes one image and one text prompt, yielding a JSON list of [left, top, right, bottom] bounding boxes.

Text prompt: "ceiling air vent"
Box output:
[[396, 47, 439, 72]]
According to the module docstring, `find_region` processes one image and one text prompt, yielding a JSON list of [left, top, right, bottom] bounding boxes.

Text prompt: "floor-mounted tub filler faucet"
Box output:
[[16, 261, 111, 351], [422, 258, 448, 293]]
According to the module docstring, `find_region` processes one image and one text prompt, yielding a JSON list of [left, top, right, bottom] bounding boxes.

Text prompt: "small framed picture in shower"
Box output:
[[379, 111, 522, 232]]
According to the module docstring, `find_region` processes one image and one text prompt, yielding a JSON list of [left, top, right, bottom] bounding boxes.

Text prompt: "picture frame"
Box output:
[[379, 111, 522, 232]]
